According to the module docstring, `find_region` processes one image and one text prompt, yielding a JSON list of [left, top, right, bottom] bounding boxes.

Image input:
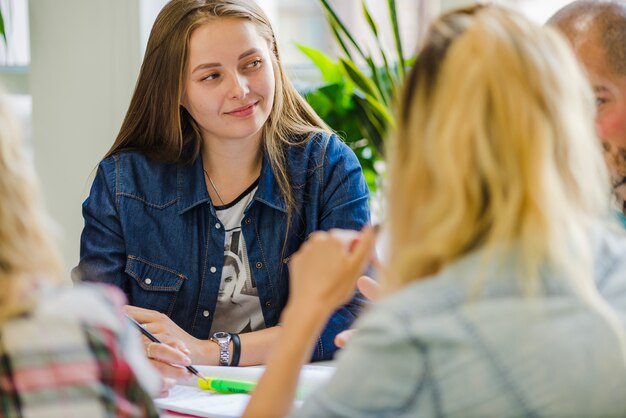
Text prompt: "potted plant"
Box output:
[[299, 0, 411, 193]]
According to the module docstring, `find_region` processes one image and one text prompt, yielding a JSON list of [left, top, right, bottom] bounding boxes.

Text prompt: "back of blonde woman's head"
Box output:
[[387, 5, 611, 291], [0, 93, 62, 320]]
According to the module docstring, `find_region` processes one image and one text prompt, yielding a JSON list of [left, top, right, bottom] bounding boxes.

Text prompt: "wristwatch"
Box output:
[[210, 332, 231, 366]]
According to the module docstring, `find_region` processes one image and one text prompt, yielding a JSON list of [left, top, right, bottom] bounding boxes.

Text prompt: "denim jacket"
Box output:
[[295, 223, 626, 416], [75, 132, 370, 361]]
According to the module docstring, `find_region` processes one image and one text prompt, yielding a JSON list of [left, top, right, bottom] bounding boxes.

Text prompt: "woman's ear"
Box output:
[[180, 89, 188, 110]]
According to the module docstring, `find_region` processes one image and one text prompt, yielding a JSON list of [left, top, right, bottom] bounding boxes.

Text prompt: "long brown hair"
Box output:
[[107, 0, 329, 214]]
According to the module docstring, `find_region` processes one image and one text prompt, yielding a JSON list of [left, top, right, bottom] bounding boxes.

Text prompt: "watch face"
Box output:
[[213, 331, 230, 341]]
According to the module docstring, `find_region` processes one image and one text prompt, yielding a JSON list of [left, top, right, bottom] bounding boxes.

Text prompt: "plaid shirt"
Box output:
[[0, 285, 161, 418]]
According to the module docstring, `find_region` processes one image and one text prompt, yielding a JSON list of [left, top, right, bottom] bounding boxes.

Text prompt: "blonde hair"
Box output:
[[0, 93, 63, 322], [107, 0, 329, 216], [387, 5, 612, 297]]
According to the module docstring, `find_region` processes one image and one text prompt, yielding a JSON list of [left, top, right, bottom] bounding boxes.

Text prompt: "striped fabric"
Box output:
[[0, 285, 161, 418]]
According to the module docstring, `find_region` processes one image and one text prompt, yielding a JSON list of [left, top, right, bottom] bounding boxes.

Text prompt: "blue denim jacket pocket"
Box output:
[[125, 255, 186, 316]]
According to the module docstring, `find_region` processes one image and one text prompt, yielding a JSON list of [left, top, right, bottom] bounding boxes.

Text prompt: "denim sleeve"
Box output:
[[73, 156, 129, 295], [313, 134, 371, 361]]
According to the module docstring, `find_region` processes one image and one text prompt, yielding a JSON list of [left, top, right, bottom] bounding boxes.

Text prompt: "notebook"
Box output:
[[155, 363, 336, 418]]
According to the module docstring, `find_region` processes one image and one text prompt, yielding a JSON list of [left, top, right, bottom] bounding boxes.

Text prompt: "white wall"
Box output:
[[29, 0, 142, 279]]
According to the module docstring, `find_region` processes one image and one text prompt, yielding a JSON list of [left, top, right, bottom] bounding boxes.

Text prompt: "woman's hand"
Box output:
[[124, 305, 206, 366], [242, 227, 376, 418], [157, 376, 177, 398], [287, 227, 377, 318], [142, 337, 193, 379], [334, 275, 381, 348]]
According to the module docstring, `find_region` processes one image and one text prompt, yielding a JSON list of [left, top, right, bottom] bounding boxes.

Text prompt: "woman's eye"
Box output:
[[202, 73, 219, 81], [245, 59, 262, 69], [596, 97, 608, 107]]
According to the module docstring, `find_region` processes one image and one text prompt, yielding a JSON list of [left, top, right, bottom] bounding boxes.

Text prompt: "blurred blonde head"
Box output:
[[0, 93, 62, 322], [387, 5, 611, 293]]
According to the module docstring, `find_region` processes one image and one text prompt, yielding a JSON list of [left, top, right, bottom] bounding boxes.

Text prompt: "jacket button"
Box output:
[[256, 261, 263, 269], [210, 266, 217, 273], [215, 223, 221, 229], [265, 301, 272, 308], [144, 278, 152, 285], [245, 218, 252, 224], [203, 310, 210, 317]]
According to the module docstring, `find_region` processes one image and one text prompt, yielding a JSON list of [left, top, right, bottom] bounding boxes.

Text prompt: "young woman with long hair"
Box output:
[[75, 0, 370, 368]]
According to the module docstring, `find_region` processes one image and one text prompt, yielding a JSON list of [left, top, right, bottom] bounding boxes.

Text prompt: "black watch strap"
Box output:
[[230, 333, 241, 367]]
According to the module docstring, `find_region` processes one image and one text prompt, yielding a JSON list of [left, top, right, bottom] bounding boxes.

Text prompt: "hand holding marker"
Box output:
[[129, 227, 377, 395], [127, 315, 256, 394]]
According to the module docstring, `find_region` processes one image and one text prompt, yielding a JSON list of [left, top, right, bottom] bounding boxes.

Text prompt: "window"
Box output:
[[0, 0, 30, 141], [501, 0, 573, 24], [0, 0, 29, 66]]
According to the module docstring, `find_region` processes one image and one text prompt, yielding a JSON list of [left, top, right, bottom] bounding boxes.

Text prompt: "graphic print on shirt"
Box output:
[[210, 183, 265, 335]]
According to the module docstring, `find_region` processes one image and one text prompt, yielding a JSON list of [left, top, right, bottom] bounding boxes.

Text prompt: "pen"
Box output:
[[126, 315, 208, 382], [197, 376, 256, 394]]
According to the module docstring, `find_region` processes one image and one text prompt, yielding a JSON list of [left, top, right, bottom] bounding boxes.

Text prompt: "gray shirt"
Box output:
[[295, 223, 626, 417]]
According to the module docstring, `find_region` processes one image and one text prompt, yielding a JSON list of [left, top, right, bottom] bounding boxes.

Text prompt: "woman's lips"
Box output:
[[226, 102, 257, 117]]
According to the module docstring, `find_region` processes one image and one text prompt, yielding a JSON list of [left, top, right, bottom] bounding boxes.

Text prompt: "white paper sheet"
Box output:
[[155, 364, 335, 418]]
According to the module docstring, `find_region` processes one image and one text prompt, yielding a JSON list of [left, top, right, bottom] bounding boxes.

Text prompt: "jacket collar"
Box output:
[[177, 153, 287, 215], [253, 153, 287, 213]]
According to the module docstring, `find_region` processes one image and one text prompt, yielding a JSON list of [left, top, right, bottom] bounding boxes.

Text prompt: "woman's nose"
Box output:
[[228, 73, 249, 99]]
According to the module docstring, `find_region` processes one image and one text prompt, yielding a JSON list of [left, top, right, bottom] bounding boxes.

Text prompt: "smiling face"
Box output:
[[576, 32, 626, 201], [180, 18, 275, 146]]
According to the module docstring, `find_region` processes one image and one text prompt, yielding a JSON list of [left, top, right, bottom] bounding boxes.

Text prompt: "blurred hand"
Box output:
[[334, 275, 381, 348], [287, 227, 377, 317], [356, 275, 381, 301], [157, 376, 177, 398]]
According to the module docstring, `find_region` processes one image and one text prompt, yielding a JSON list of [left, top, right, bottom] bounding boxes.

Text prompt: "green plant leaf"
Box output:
[[360, 1, 393, 103], [363, 94, 394, 127], [363, 168, 378, 191], [362, 56, 389, 106], [0, 9, 6, 46], [303, 89, 334, 117], [339, 58, 381, 102], [320, 0, 367, 61], [353, 94, 390, 157], [296, 44, 342, 84], [361, 0, 379, 38], [329, 24, 353, 61], [387, 0, 405, 79]]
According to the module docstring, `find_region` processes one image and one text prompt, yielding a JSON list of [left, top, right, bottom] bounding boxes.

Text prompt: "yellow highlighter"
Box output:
[[198, 377, 256, 394]]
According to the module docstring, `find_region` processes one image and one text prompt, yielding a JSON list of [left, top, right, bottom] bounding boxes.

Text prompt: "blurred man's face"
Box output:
[[576, 35, 626, 199]]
